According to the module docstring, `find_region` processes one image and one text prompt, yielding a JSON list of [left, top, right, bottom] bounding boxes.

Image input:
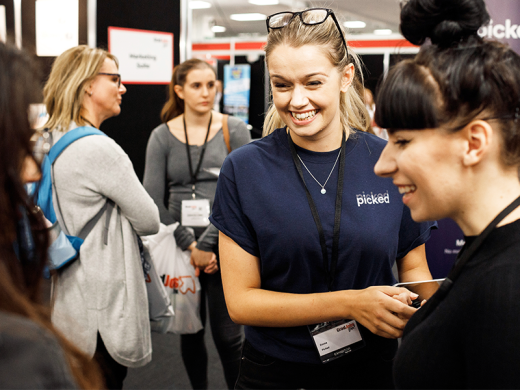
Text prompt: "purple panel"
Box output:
[[425, 218, 464, 279], [479, 0, 520, 53]]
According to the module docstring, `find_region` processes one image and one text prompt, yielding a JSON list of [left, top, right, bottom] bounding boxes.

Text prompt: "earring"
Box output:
[[86, 90, 92, 97]]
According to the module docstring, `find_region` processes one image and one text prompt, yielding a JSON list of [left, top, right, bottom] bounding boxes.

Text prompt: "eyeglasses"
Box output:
[[266, 8, 348, 58], [98, 72, 122, 88]]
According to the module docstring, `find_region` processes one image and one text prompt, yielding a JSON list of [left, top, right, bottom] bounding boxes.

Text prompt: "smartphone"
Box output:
[[393, 279, 445, 307], [393, 278, 445, 288]]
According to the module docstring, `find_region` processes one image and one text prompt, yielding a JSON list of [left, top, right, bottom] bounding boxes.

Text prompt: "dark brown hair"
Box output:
[[375, 0, 520, 166], [0, 43, 104, 389], [161, 58, 216, 122]]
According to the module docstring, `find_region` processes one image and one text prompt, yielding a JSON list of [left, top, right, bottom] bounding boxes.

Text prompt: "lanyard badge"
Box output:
[[287, 129, 366, 363], [181, 114, 212, 227], [308, 320, 365, 363]]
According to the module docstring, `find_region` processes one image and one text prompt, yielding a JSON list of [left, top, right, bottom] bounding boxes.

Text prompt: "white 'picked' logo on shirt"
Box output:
[[356, 191, 390, 207]]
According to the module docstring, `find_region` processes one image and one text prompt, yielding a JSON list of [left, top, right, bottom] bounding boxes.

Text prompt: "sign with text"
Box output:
[[425, 218, 464, 279], [108, 27, 173, 85], [35, 0, 78, 57], [478, 0, 520, 54], [223, 64, 251, 124]]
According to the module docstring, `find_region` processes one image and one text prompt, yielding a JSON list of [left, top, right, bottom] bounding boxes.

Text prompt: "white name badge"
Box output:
[[308, 319, 365, 363], [181, 199, 211, 227]]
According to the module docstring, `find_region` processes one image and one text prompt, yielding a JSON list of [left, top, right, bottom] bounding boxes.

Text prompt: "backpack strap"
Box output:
[[48, 127, 106, 164], [49, 126, 112, 245], [77, 199, 115, 245], [222, 114, 231, 154]]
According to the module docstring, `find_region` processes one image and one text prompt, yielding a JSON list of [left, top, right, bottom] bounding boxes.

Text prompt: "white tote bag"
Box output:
[[141, 223, 203, 334]]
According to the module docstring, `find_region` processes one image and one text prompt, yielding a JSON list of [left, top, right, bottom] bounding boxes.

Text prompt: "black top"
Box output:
[[394, 219, 520, 389]]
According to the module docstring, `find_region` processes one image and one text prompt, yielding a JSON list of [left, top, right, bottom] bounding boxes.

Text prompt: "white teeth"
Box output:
[[398, 185, 417, 195], [291, 110, 317, 120]]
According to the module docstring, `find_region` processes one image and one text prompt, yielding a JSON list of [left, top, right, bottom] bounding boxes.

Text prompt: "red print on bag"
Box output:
[[160, 274, 196, 294]]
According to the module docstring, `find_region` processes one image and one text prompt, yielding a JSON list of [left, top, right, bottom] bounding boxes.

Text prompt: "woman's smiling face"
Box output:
[[267, 43, 353, 151], [374, 128, 465, 222]]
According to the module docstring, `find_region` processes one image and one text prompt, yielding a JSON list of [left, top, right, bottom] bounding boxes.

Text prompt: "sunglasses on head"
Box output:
[[266, 8, 348, 58]]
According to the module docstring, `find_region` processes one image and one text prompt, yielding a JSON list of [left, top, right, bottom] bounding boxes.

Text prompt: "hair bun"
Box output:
[[400, 0, 489, 47]]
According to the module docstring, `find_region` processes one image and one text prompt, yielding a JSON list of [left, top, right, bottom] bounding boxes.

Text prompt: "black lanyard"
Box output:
[[183, 113, 212, 192], [418, 194, 520, 321], [287, 128, 347, 292]]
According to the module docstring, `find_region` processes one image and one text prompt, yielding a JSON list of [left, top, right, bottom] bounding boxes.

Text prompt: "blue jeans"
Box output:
[[235, 339, 395, 390], [181, 270, 244, 389]]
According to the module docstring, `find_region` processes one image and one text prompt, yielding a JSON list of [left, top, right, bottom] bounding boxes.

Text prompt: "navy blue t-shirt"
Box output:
[[210, 128, 436, 364]]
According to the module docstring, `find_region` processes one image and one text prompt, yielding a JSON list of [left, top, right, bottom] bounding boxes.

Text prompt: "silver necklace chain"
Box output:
[[296, 148, 342, 194]]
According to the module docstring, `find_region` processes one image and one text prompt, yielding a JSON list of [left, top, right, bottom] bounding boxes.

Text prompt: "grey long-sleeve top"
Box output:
[[52, 134, 160, 368], [143, 116, 251, 251]]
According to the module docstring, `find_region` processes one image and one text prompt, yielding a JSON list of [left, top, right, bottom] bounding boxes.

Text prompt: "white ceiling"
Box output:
[[192, 0, 403, 39]]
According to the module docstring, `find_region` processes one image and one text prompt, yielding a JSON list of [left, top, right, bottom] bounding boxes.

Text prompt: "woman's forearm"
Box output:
[[220, 232, 417, 338]]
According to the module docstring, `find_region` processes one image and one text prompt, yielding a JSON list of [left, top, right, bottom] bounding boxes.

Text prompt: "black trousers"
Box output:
[[180, 270, 244, 389], [93, 333, 128, 390], [235, 339, 395, 390]]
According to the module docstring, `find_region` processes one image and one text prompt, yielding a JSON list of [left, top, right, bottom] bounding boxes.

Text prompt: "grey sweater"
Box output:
[[51, 134, 160, 368], [143, 116, 251, 251]]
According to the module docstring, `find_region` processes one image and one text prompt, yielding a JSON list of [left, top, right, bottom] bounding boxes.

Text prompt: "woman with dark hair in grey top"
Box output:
[[143, 58, 250, 389]]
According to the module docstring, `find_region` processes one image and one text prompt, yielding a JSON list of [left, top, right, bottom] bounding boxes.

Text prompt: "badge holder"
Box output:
[[308, 320, 365, 364], [182, 185, 211, 227]]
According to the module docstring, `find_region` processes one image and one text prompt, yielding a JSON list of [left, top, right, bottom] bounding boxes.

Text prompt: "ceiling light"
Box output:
[[230, 13, 266, 21], [374, 29, 393, 35], [344, 21, 366, 29], [248, 0, 279, 4], [211, 25, 226, 33], [189, 1, 211, 9]]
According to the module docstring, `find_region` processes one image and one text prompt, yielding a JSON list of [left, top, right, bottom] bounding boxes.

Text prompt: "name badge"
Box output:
[[181, 199, 210, 227], [308, 319, 365, 364]]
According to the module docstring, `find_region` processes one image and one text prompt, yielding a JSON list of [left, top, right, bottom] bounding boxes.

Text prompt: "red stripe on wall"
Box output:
[[192, 43, 231, 51], [235, 41, 266, 50], [192, 39, 418, 51], [349, 39, 418, 48]]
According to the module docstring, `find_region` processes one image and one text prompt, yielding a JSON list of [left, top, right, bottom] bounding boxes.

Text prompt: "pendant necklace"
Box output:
[[296, 148, 342, 195]]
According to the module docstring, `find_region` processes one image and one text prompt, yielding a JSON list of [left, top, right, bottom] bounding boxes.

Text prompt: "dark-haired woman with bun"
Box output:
[[375, 0, 520, 388]]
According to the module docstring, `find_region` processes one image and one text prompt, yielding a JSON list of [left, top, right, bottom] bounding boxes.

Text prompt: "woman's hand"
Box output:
[[203, 256, 219, 274], [349, 286, 418, 339], [392, 290, 419, 306], [189, 243, 217, 276]]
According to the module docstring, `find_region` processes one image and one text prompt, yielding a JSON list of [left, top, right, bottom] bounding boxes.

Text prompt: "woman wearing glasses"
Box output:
[[210, 8, 436, 389], [375, 0, 520, 388], [43, 45, 160, 389]]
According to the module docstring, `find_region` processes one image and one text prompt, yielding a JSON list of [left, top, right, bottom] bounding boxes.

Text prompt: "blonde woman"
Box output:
[[43, 45, 160, 389], [210, 8, 436, 389]]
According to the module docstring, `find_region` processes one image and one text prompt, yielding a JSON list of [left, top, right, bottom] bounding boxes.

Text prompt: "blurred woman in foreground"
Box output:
[[0, 43, 103, 389]]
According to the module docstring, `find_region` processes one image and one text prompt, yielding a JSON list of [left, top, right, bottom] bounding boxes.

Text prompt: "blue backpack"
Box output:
[[36, 126, 114, 271]]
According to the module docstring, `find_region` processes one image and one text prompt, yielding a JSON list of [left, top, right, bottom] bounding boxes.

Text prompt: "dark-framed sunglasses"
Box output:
[[98, 72, 122, 88], [266, 8, 348, 58]]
